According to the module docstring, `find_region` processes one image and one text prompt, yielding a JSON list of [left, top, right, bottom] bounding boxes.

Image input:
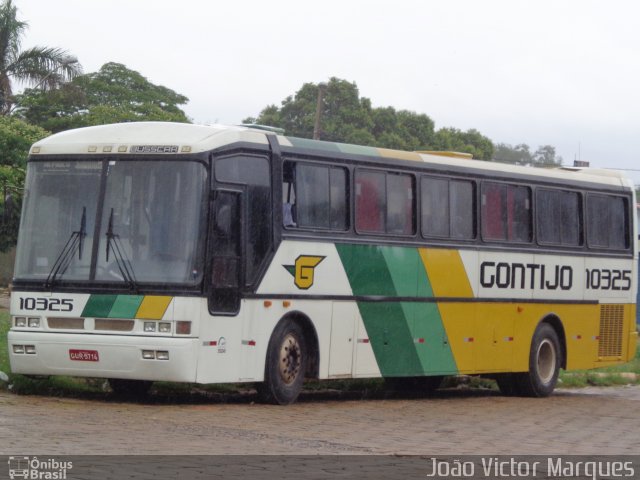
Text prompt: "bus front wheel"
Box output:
[[516, 323, 561, 397], [258, 319, 307, 405]]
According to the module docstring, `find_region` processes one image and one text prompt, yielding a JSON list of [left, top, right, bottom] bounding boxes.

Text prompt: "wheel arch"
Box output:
[[537, 313, 567, 370], [276, 310, 320, 379]]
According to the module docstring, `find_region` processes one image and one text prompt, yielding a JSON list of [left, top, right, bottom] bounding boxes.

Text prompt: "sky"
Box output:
[[12, 0, 640, 186]]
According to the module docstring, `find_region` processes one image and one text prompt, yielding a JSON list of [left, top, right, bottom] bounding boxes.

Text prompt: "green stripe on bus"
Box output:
[[81, 294, 118, 318], [336, 244, 396, 296], [380, 247, 458, 374], [402, 301, 458, 374], [337, 244, 458, 376], [357, 302, 424, 376], [336, 143, 380, 157], [336, 244, 422, 376], [108, 295, 145, 318]]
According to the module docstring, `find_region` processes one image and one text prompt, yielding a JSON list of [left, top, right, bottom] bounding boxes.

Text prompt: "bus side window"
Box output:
[[284, 161, 348, 231], [587, 194, 629, 250], [482, 182, 531, 243], [482, 183, 505, 240], [283, 161, 297, 227], [355, 172, 385, 233]]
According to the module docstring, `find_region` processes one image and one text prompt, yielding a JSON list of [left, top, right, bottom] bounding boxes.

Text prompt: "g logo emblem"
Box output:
[[284, 255, 325, 290]]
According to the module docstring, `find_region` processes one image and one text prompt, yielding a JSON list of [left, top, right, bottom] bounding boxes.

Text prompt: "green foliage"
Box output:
[[15, 62, 190, 131], [431, 127, 495, 161], [532, 144, 563, 167], [0, 115, 49, 167], [0, 0, 81, 115], [0, 117, 48, 251], [494, 142, 563, 167], [245, 78, 497, 156]]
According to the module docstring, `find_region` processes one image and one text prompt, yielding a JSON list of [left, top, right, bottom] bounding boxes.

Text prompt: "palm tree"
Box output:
[[0, 0, 81, 115]]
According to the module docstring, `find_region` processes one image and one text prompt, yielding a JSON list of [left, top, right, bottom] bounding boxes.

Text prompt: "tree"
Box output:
[[246, 78, 374, 144], [493, 143, 532, 165], [431, 127, 494, 160], [244, 77, 438, 151], [532, 145, 562, 167], [15, 62, 190, 131], [0, 116, 49, 251], [493, 143, 562, 167], [0, 0, 81, 115]]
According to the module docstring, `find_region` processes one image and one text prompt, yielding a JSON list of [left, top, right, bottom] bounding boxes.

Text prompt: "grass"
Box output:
[[0, 311, 105, 397], [558, 343, 640, 388], [1, 310, 639, 397]]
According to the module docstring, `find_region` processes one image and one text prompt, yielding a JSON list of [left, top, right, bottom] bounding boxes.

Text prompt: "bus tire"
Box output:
[[516, 323, 561, 397], [258, 319, 307, 405], [108, 379, 152, 397]]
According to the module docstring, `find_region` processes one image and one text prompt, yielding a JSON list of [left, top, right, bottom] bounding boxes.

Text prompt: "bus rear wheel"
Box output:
[[258, 319, 307, 405], [516, 323, 561, 397]]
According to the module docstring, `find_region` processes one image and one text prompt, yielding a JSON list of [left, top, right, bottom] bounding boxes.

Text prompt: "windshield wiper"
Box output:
[[45, 207, 87, 288], [105, 208, 138, 291]]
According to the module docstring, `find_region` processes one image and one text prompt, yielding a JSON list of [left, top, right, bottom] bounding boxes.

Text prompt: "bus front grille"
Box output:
[[598, 304, 624, 359]]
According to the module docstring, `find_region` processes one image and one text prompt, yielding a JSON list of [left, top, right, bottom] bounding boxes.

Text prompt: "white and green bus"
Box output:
[[8, 122, 638, 404]]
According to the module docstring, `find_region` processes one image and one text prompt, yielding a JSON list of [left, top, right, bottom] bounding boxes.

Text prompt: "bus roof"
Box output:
[[30, 121, 632, 189]]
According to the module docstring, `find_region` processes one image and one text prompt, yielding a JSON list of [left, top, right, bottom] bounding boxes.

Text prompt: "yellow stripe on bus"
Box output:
[[418, 248, 473, 298], [135, 296, 173, 320]]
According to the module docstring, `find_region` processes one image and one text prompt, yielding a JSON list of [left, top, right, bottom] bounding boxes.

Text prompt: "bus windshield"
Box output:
[[14, 159, 207, 286]]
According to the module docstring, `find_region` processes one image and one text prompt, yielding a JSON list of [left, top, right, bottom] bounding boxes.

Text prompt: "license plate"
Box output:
[[69, 349, 99, 362]]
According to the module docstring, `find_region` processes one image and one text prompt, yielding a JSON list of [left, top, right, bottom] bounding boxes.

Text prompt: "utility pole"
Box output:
[[313, 83, 327, 140]]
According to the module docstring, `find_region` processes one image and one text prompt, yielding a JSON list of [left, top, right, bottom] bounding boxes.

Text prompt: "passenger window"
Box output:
[[355, 170, 415, 235], [481, 182, 531, 243], [586, 194, 629, 250], [537, 189, 582, 246], [355, 170, 385, 233], [422, 177, 475, 240], [283, 161, 348, 231]]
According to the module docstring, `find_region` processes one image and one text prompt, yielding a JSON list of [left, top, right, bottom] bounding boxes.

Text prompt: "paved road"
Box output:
[[1, 385, 639, 456]]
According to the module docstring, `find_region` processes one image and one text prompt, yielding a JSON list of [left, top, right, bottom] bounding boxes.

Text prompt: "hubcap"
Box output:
[[537, 339, 556, 385], [278, 333, 302, 385]]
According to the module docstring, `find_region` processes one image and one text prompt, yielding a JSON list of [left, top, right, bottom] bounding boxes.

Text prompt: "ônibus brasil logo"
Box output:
[[283, 255, 325, 290], [8, 456, 73, 479]]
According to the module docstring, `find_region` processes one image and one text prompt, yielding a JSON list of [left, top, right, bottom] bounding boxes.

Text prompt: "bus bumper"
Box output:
[[8, 331, 199, 383]]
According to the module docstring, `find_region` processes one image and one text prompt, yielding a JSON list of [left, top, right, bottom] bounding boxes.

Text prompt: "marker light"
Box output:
[[158, 322, 171, 333], [28, 317, 40, 328], [14, 317, 26, 327], [143, 322, 157, 332], [176, 321, 191, 335], [156, 351, 169, 361], [142, 350, 155, 360]]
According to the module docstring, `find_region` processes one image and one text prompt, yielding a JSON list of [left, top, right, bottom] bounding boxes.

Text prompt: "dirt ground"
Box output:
[[1, 384, 639, 456]]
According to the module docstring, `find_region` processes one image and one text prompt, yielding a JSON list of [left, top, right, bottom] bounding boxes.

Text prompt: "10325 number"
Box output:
[[585, 268, 631, 291], [19, 297, 74, 312]]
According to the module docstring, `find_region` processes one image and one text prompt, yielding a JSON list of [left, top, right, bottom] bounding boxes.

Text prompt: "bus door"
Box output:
[[209, 189, 243, 314]]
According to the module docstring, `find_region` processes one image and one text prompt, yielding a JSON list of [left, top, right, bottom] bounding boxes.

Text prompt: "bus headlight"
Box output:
[[143, 322, 157, 332], [28, 317, 41, 328], [158, 322, 171, 333], [13, 345, 25, 354], [14, 317, 26, 327]]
